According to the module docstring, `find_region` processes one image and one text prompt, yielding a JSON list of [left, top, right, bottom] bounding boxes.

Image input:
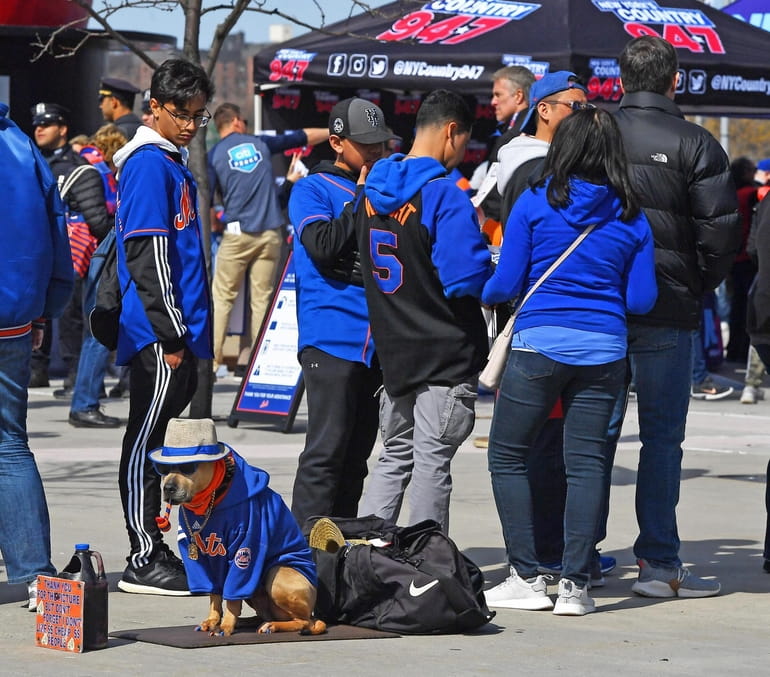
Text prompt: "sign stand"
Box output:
[[228, 252, 304, 433]]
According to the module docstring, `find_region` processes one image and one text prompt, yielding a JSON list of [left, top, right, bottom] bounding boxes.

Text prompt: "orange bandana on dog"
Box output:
[[185, 458, 227, 515]]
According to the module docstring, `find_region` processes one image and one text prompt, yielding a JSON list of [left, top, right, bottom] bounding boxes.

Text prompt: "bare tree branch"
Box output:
[[204, 0, 251, 79], [63, 0, 161, 69], [28, 19, 93, 61]]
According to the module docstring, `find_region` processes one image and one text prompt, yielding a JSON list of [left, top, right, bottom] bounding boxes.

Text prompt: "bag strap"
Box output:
[[499, 222, 597, 340], [59, 163, 98, 200]]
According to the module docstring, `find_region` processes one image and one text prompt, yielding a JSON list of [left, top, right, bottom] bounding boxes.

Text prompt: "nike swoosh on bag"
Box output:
[[409, 579, 439, 597]]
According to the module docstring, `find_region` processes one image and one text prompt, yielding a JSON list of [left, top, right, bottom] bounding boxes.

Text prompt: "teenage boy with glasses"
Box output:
[[110, 58, 215, 596]]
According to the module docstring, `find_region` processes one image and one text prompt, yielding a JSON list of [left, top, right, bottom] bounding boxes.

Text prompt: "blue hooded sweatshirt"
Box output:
[[482, 177, 657, 363], [356, 154, 491, 396], [0, 103, 73, 335], [176, 450, 316, 599]]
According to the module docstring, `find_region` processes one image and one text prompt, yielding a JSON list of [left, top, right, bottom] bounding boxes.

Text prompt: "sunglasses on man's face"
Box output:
[[153, 462, 199, 477]]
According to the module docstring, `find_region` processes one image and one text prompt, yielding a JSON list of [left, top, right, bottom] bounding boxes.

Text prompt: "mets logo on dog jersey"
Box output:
[[227, 143, 263, 173], [193, 532, 227, 557], [234, 547, 251, 569]]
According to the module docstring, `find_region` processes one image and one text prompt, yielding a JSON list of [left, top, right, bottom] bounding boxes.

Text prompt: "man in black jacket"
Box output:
[[599, 36, 741, 598], [30, 103, 112, 403]]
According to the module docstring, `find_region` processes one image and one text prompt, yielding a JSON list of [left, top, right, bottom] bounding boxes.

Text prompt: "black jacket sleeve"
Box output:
[[68, 165, 112, 242], [124, 235, 187, 354], [689, 135, 741, 292], [300, 190, 359, 265], [299, 191, 364, 285]]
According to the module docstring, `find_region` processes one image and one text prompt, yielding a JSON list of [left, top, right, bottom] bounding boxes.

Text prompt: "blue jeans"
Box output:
[[488, 349, 625, 587], [71, 257, 111, 413], [600, 324, 691, 568], [70, 334, 110, 412], [0, 334, 56, 583], [691, 328, 708, 385]]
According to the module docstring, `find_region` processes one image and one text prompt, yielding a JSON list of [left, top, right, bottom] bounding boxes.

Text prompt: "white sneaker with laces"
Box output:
[[740, 385, 764, 404], [484, 566, 553, 610], [553, 578, 595, 616]]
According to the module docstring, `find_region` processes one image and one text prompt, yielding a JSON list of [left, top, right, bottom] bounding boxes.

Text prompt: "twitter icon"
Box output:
[[688, 70, 706, 95], [370, 55, 388, 78]]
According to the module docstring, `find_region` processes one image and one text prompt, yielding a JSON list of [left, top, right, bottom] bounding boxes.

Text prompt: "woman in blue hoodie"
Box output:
[[481, 108, 657, 616]]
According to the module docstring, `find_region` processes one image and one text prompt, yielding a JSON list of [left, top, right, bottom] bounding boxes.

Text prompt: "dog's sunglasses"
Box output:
[[153, 461, 199, 477]]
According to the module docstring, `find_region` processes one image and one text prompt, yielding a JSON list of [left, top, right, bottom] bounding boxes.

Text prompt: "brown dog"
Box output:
[[151, 418, 325, 637]]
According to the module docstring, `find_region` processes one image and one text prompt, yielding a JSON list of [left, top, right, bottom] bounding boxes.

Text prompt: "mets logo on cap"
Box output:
[[365, 106, 380, 128]]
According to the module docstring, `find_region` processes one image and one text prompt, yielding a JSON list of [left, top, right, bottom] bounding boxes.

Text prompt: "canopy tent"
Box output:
[[722, 0, 770, 32], [254, 0, 770, 117]]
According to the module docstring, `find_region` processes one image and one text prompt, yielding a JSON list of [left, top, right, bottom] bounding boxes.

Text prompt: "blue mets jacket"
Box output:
[[112, 126, 212, 364]]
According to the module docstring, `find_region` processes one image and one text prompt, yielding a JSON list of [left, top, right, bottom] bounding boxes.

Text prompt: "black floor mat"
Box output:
[[110, 617, 399, 648]]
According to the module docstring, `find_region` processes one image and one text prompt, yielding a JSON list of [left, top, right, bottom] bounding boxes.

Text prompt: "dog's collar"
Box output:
[[184, 453, 235, 515]]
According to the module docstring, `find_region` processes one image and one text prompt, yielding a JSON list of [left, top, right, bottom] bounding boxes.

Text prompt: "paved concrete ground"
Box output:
[[2, 362, 769, 675]]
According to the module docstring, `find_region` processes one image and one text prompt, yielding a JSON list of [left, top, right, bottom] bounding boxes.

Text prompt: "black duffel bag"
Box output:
[[305, 515, 495, 635]]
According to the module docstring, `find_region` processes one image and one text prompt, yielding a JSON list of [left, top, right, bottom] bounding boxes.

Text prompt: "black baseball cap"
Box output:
[[329, 97, 397, 144], [31, 102, 69, 126], [99, 77, 141, 103]]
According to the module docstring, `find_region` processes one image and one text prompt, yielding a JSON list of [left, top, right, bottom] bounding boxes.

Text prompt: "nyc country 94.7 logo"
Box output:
[[268, 48, 317, 83], [376, 1, 540, 46]]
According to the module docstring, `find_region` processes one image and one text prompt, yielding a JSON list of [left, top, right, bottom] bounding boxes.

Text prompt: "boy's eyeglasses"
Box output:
[[543, 100, 597, 112], [160, 103, 211, 127]]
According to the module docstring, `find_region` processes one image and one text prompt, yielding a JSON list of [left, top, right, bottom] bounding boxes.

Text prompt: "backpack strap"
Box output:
[[59, 163, 98, 200]]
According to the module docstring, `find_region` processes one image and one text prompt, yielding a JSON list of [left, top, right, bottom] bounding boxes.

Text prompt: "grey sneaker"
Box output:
[[484, 566, 553, 610], [631, 558, 720, 598], [740, 385, 764, 404], [553, 578, 595, 616]]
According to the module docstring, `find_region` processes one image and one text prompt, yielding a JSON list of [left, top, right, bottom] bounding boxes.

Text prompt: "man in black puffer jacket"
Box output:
[[598, 36, 741, 600], [31, 103, 111, 394]]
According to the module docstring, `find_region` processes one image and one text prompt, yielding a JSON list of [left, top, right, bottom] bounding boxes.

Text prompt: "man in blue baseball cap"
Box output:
[[497, 71, 591, 220]]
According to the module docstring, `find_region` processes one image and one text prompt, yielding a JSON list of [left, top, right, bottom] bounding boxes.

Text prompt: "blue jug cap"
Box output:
[[75, 543, 90, 550]]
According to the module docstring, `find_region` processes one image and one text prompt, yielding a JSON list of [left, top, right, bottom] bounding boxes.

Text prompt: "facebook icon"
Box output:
[[328, 54, 347, 76]]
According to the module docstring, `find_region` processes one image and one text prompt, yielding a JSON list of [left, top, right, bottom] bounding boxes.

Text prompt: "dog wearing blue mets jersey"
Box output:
[[151, 418, 326, 637]]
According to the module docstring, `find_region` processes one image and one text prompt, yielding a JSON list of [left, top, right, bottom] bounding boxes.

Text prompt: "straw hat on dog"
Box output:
[[148, 418, 230, 465]]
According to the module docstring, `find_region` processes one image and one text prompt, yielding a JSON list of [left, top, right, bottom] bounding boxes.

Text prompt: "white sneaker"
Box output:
[[553, 578, 595, 616], [27, 579, 38, 612], [740, 385, 764, 404], [484, 566, 553, 610]]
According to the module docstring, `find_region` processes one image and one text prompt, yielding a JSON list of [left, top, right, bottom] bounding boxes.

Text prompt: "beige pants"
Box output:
[[211, 227, 282, 368]]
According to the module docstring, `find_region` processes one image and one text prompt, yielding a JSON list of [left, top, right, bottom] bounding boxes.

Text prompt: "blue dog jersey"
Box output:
[[176, 450, 316, 599]]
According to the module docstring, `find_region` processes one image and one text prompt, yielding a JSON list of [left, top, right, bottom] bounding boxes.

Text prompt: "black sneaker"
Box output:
[[156, 542, 186, 572], [118, 553, 191, 596], [691, 377, 733, 401], [28, 371, 49, 388]]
